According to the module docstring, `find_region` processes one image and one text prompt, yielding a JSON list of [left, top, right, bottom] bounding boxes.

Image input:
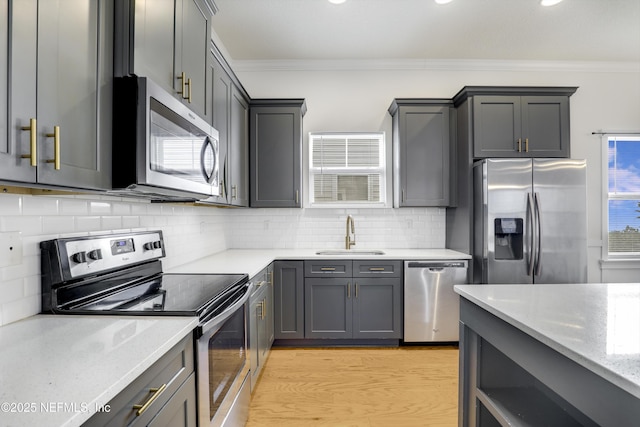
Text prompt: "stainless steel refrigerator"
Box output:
[[473, 158, 587, 284]]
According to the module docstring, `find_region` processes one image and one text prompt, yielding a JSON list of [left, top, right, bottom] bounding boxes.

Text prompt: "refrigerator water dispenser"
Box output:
[[494, 218, 523, 260]]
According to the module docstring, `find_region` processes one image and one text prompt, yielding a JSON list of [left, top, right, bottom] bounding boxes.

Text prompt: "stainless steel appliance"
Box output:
[[404, 260, 468, 342], [112, 76, 220, 200], [40, 231, 251, 427], [473, 158, 587, 284]]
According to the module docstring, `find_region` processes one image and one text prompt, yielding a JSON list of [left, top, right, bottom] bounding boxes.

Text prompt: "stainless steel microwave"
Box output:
[[112, 76, 220, 200]]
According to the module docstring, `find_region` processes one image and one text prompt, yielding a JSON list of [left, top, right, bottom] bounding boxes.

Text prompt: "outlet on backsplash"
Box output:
[[0, 232, 23, 267]]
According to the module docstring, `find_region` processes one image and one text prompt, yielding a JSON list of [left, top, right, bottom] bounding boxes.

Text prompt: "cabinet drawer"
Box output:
[[353, 260, 403, 278], [85, 334, 195, 427], [305, 260, 352, 277]]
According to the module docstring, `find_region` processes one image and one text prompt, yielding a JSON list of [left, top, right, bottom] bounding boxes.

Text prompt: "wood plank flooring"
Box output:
[[247, 346, 459, 427]]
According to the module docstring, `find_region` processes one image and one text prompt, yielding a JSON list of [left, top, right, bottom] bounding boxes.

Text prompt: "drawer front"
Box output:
[[352, 260, 403, 278], [304, 260, 352, 277], [85, 334, 195, 427]]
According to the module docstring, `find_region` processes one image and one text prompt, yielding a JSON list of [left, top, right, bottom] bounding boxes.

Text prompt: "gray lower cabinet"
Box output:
[[304, 260, 403, 339], [85, 334, 196, 427], [388, 99, 453, 207], [452, 87, 577, 159], [249, 99, 307, 208], [1, 0, 112, 190], [273, 260, 305, 339], [118, 0, 215, 123], [249, 264, 274, 392]]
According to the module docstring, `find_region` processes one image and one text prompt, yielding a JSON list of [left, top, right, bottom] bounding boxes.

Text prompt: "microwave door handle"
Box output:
[[200, 137, 214, 183]]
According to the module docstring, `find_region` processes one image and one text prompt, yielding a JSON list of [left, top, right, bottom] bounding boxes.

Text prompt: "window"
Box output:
[[606, 135, 640, 256], [309, 133, 385, 206]]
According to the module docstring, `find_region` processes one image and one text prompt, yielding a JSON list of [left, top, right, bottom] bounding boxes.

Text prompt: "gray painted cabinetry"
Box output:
[[1, 0, 113, 190], [249, 264, 274, 392], [119, 0, 215, 123], [273, 260, 305, 339], [86, 334, 197, 427], [388, 99, 454, 207], [249, 99, 307, 208], [304, 260, 403, 340]]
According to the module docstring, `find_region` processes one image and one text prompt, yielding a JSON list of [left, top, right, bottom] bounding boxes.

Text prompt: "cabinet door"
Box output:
[[250, 105, 303, 207], [229, 86, 249, 206], [305, 278, 352, 339], [472, 96, 522, 158], [0, 0, 37, 183], [174, 0, 211, 122], [148, 373, 197, 427], [273, 261, 304, 339], [353, 278, 403, 339], [394, 104, 451, 207], [521, 96, 570, 157], [209, 53, 231, 203], [36, 0, 112, 189]]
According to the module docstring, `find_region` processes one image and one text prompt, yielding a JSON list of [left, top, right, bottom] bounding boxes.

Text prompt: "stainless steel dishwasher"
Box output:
[[404, 260, 468, 342]]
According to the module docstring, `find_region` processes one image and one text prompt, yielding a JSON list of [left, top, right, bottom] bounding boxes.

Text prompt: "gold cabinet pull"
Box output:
[[355, 283, 359, 298], [262, 298, 266, 319], [320, 267, 335, 271], [517, 138, 522, 152], [347, 282, 351, 299], [177, 72, 188, 99], [525, 138, 529, 152], [133, 384, 167, 416], [269, 271, 274, 285], [231, 185, 237, 200], [369, 267, 385, 271], [20, 118, 37, 166], [186, 78, 192, 103], [45, 126, 61, 170], [295, 189, 299, 204]]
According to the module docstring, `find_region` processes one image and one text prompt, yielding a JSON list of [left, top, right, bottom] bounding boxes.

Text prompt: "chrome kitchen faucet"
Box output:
[[345, 215, 356, 249]]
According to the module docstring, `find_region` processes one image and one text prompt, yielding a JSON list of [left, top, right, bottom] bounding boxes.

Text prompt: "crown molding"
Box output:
[[229, 58, 640, 74]]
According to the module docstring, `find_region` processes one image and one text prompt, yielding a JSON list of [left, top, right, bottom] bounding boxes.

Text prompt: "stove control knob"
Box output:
[[143, 242, 154, 251], [87, 249, 103, 261], [153, 241, 162, 249], [71, 251, 87, 264]]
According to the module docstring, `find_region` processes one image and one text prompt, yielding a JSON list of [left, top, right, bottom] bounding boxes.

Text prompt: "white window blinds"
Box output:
[[309, 133, 385, 205]]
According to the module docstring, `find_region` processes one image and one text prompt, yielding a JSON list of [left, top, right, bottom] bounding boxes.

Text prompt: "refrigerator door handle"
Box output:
[[527, 192, 536, 277], [534, 192, 543, 276]]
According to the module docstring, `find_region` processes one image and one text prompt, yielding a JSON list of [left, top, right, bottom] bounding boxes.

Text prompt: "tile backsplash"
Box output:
[[0, 192, 444, 326]]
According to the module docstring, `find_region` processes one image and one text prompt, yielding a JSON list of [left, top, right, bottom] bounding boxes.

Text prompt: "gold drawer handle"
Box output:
[[186, 78, 192, 103], [369, 267, 386, 271], [45, 126, 61, 170], [525, 138, 529, 152], [320, 267, 336, 271], [21, 118, 37, 167], [133, 383, 167, 416]]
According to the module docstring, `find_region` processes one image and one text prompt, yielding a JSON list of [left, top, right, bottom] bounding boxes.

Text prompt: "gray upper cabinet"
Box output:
[[389, 99, 453, 207], [1, 0, 112, 190], [453, 87, 577, 159], [229, 86, 249, 206], [119, 0, 214, 122], [249, 99, 306, 208]]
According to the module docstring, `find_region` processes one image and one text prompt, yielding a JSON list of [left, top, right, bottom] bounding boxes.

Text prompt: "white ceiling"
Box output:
[[211, 0, 640, 64]]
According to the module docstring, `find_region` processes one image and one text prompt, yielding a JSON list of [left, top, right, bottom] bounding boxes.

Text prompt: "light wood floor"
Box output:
[[247, 346, 459, 427]]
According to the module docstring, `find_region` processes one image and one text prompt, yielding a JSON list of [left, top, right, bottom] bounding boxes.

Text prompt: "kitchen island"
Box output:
[[455, 283, 640, 426]]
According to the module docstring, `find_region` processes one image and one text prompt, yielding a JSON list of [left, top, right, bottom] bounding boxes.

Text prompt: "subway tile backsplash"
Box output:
[[0, 192, 444, 326]]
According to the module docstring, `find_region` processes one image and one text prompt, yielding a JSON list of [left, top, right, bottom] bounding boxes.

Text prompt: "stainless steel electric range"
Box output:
[[40, 230, 252, 427]]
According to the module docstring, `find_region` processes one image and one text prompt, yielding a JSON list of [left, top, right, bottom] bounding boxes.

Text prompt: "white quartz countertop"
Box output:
[[455, 283, 640, 400], [0, 315, 198, 427], [168, 248, 471, 278]]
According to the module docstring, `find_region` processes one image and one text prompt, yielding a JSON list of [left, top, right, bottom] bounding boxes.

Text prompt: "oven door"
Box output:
[[197, 283, 253, 427]]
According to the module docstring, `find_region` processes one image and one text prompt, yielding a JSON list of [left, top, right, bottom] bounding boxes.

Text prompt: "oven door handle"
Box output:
[[197, 282, 254, 338]]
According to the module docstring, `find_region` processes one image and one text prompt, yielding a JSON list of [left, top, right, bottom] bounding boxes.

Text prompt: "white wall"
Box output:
[[233, 59, 640, 284]]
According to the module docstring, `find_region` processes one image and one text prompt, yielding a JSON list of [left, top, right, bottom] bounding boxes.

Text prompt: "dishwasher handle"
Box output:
[[406, 261, 468, 269]]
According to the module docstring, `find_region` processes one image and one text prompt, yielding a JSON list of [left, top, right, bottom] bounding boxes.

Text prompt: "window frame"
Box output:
[[308, 132, 387, 208], [603, 134, 640, 260]]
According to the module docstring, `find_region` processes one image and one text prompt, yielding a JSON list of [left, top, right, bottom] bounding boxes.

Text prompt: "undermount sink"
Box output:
[[315, 249, 386, 256]]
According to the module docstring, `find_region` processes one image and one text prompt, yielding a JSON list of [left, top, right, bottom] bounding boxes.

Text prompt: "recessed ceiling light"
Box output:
[[435, 0, 454, 4], [328, 0, 347, 4], [541, 0, 563, 6]]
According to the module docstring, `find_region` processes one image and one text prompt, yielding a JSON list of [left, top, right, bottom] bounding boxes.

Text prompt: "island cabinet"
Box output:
[[453, 86, 577, 159], [249, 99, 307, 208], [273, 260, 305, 339], [85, 334, 196, 427], [115, 0, 215, 123], [388, 99, 454, 207], [0, 0, 113, 190], [304, 260, 403, 340], [249, 263, 275, 392], [458, 298, 639, 427]]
